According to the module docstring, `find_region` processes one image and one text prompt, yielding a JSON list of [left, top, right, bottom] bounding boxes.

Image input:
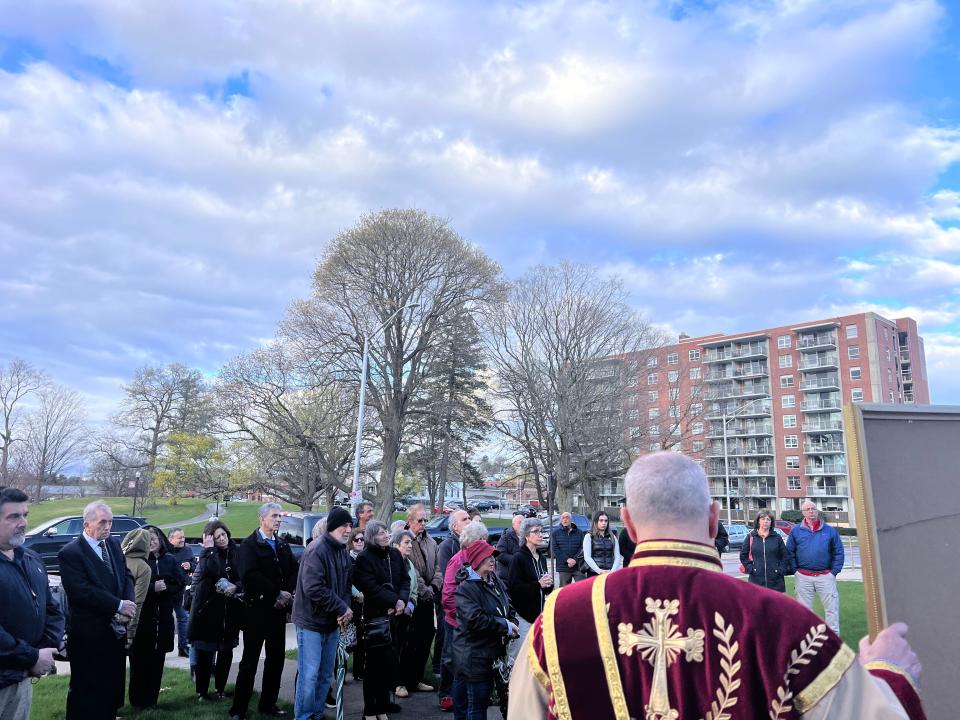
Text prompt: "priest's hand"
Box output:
[[860, 622, 922, 685]]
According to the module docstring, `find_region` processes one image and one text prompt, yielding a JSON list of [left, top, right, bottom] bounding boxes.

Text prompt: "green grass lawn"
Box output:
[[179, 500, 299, 537], [782, 577, 866, 650], [28, 496, 211, 528], [29, 667, 290, 720]]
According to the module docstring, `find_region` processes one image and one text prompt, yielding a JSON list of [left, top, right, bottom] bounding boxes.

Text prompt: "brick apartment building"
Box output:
[[609, 312, 929, 527]]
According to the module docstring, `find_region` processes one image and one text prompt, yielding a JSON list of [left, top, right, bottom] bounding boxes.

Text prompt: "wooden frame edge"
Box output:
[[843, 403, 886, 640]]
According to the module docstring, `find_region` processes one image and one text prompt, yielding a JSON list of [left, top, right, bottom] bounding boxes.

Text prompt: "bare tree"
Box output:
[[0, 359, 46, 484], [485, 262, 661, 514], [215, 344, 358, 510], [101, 363, 210, 499], [22, 384, 88, 501], [87, 453, 137, 496], [282, 209, 502, 521]]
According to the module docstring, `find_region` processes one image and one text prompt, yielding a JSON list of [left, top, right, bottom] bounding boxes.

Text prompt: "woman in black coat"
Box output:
[[506, 517, 553, 663], [352, 520, 411, 719], [187, 519, 242, 700], [740, 511, 792, 592], [128, 525, 185, 710], [452, 541, 518, 720]]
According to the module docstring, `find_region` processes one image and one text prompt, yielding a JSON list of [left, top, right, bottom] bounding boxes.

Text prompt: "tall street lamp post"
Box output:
[[720, 396, 767, 526], [351, 303, 421, 516]]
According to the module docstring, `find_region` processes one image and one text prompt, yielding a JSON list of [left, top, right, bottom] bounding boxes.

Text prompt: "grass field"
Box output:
[[784, 577, 867, 650], [29, 667, 290, 720], [178, 500, 300, 536], [27, 496, 212, 528]]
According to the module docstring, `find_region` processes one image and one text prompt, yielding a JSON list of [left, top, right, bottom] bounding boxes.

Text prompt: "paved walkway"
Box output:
[[157, 502, 221, 530]]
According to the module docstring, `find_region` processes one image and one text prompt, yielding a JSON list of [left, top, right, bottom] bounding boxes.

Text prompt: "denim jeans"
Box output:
[[174, 603, 190, 650], [453, 677, 493, 720], [294, 626, 340, 720]]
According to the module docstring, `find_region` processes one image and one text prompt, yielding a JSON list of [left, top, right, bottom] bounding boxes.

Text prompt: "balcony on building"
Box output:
[[706, 441, 774, 457], [800, 398, 842, 412], [802, 419, 844, 432], [706, 461, 774, 477], [706, 420, 773, 439], [746, 481, 777, 496], [803, 440, 845, 454], [796, 332, 838, 352], [799, 375, 840, 392], [704, 381, 770, 401], [806, 462, 847, 475], [704, 400, 772, 420], [904, 389, 915, 403], [901, 371, 913, 383], [798, 353, 839, 371], [807, 482, 849, 496]]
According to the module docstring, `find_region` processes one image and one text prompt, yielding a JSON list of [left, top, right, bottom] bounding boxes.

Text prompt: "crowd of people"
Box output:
[[0, 457, 925, 719]]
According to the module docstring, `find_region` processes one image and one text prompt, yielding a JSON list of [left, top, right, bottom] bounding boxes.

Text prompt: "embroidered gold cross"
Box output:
[[618, 598, 705, 720]]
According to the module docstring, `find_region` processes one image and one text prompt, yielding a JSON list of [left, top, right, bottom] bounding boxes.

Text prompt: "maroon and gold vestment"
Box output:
[[510, 540, 924, 720]]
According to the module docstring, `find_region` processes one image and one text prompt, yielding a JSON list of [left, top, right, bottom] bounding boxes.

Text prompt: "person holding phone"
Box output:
[[506, 518, 553, 663], [188, 520, 242, 701]]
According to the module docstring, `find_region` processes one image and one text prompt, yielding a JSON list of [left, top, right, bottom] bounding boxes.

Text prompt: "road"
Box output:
[[156, 502, 221, 530]]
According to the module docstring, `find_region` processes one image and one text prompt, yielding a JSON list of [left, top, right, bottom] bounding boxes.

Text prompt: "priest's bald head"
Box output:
[[621, 451, 720, 547]]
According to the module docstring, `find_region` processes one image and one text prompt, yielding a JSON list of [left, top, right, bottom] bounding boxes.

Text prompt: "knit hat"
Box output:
[[326, 507, 353, 533], [463, 540, 497, 570]]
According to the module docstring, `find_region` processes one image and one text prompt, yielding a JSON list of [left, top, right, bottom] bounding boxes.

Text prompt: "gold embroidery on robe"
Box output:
[[591, 574, 630, 720]]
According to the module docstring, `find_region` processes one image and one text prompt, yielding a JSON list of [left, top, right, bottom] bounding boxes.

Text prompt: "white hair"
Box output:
[[459, 520, 489, 548], [258, 502, 282, 520], [520, 517, 543, 539], [390, 519, 407, 534], [624, 452, 711, 525], [83, 500, 113, 522], [311, 518, 327, 539]]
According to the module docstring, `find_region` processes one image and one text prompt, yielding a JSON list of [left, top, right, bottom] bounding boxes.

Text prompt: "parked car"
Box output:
[[472, 500, 500, 512], [276, 511, 328, 559], [24, 514, 147, 573], [774, 520, 794, 534], [424, 514, 510, 545], [516, 504, 539, 518], [724, 523, 750, 550], [432, 501, 462, 514], [394, 501, 408, 512], [539, 513, 591, 553]]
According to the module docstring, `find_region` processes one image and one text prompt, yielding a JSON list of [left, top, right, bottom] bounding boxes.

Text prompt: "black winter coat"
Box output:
[[715, 522, 729, 554], [352, 545, 411, 621], [187, 543, 242, 646], [740, 531, 792, 592], [131, 551, 185, 654], [495, 528, 521, 583], [236, 530, 298, 612], [452, 567, 515, 682], [507, 544, 553, 623], [550, 525, 583, 568]]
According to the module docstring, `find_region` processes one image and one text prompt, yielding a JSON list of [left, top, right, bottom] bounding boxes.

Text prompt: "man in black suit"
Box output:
[[229, 502, 298, 720], [58, 500, 136, 720]]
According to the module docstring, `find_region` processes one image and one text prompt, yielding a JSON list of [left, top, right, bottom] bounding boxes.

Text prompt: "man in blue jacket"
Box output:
[[550, 512, 584, 587], [786, 500, 845, 633], [0, 488, 64, 720]]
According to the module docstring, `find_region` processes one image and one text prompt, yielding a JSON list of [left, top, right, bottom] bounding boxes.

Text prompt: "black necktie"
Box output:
[[98, 540, 114, 575]]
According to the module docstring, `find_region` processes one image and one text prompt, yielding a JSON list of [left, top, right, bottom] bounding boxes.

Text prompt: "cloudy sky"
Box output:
[[1, 0, 959, 423]]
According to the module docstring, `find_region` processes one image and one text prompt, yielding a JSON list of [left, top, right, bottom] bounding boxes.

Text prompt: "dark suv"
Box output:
[[24, 514, 146, 573]]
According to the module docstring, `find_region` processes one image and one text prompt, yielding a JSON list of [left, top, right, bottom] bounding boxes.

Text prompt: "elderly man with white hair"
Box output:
[[786, 500, 845, 634], [229, 502, 299, 720], [508, 452, 926, 720]]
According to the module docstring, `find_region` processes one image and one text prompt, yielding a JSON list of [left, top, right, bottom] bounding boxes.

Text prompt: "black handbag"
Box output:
[[364, 616, 392, 648]]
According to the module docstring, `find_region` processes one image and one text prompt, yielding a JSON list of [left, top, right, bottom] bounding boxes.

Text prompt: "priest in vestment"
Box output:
[[508, 452, 925, 720]]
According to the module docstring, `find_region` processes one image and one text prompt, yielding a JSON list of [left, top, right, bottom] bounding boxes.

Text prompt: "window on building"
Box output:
[[848, 345, 860, 359], [692, 440, 705, 452], [647, 356, 658, 367], [649, 407, 660, 419], [787, 477, 801, 491], [668, 371, 679, 383], [691, 403, 703, 416], [783, 415, 797, 428], [627, 376, 638, 388], [649, 426, 660, 436], [647, 373, 658, 385], [889, 390, 895, 402], [846, 324, 859, 339], [667, 352, 679, 365], [649, 442, 661, 451], [648, 390, 659, 402], [778, 335, 791, 349], [691, 386, 702, 397], [669, 405, 680, 418], [780, 375, 795, 388], [852, 388, 864, 402], [885, 348, 891, 361], [850, 367, 862, 381], [782, 395, 796, 408], [784, 435, 798, 449], [669, 388, 680, 400], [692, 422, 704, 435], [671, 424, 681, 435], [629, 427, 640, 439], [688, 349, 701, 361], [628, 409, 639, 421], [786, 456, 800, 469], [883, 327, 889, 341], [690, 367, 701, 380], [778, 355, 793, 368]]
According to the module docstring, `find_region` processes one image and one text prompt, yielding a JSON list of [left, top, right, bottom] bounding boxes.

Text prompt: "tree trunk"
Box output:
[[376, 427, 401, 522]]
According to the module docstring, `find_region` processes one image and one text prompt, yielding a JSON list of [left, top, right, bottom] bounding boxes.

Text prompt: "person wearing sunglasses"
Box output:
[[348, 528, 367, 682], [397, 505, 437, 697]]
